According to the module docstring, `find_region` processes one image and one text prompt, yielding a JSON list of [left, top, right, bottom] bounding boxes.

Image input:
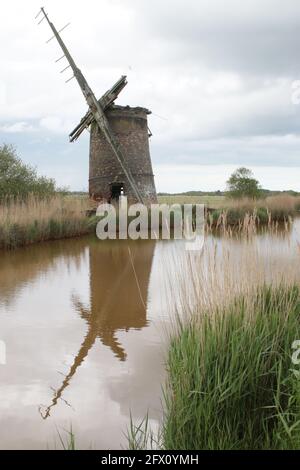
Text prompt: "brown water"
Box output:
[[0, 221, 299, 449]]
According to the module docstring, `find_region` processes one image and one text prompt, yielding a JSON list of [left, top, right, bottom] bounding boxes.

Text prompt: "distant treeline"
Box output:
[[69, 189, 300, 197], [158, 189, 300, 197]]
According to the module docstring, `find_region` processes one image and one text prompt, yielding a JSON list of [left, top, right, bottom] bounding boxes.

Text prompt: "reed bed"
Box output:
[[159, 194, 300, 226], [128, 227, 300, 450], [0, 195, 94, 249], [163, 284, 300, 450], [209, 194, 300, 227]]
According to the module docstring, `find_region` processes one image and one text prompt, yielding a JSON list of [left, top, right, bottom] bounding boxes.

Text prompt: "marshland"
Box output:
[[4, 0, 300, 455], [1, 146, 300, 449], [0, 184, 299, 448]]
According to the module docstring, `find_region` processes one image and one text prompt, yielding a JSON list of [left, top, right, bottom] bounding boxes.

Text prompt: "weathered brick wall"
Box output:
[[89, 105, 157, 205]]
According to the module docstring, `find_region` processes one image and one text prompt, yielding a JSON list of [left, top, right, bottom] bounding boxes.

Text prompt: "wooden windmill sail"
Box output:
[[37, 8, 157, 205], [69, 75, 128, 143]]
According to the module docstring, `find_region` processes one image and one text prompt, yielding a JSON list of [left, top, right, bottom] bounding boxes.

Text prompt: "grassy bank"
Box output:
[[129, 284, 300, 450], [1, 194, 299, 250], [159, 194, 300, 226], [163, 285, 300, 450], [210, 194, 300, 226], [128, 233, 300, 450], [0, 195, 96, 250]]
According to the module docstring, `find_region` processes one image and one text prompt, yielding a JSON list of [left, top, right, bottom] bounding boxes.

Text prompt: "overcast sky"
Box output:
[[1, 0, 300, 192]]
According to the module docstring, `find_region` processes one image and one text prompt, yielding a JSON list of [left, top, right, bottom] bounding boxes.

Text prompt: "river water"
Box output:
[[0, 220, 299, 449]]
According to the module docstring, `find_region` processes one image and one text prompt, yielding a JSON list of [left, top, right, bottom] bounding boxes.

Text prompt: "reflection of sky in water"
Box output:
[[0, 238, 166, 449], [0, 221, 299, 449]]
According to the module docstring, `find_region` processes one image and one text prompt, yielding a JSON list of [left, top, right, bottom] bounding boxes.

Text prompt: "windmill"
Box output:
[[36, 8, 157, 205]]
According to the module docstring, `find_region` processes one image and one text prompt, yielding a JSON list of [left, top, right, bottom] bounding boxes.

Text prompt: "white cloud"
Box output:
[[39, 116, 73, 134], [0, 122, 36, 133], [0, 0, 300, 191]]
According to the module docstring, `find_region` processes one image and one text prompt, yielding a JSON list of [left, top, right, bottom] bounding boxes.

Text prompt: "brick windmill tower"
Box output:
[[38, 8, 157, 205]]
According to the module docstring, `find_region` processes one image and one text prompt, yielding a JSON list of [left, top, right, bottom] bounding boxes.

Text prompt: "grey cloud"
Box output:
[[132, 0, 300, 77], [151, 135, 300, 167], [0, 0, 300, 191]]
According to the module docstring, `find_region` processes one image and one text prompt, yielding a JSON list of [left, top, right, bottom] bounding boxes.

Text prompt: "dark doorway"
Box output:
[[110, 183, 124, 202]]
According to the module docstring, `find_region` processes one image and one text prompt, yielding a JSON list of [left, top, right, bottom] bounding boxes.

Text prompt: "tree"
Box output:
[[0, 144, 56, 201], [226, 167, 261, 199]]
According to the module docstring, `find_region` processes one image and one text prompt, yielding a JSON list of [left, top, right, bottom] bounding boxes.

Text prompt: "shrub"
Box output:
[[226, 167, 262, 199], [0, 144, 56, 201]]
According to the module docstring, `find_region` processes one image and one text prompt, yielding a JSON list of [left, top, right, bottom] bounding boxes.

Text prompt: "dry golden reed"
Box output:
[[0, 195, 92, 249]]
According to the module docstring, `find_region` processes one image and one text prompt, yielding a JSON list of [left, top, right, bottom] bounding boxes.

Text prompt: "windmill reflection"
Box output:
[[39, 239, 155, 419]]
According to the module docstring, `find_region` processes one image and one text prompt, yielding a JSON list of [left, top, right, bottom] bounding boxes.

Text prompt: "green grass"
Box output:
[[0, 218, 94, 250], [129, 285, 300, 450], [0, 196, 96, 250], [158, 195, 225, 207], [56, 426, 76, 450], [209, 206, 293, 227], [209, 207, 271, 226], [159, 194, 300, 226], [158, 194, 300, 227], [165, 285, 300, 450]]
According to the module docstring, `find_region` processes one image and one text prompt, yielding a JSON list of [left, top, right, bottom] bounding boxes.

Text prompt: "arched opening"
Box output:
[[110, 183, 124, 202]]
